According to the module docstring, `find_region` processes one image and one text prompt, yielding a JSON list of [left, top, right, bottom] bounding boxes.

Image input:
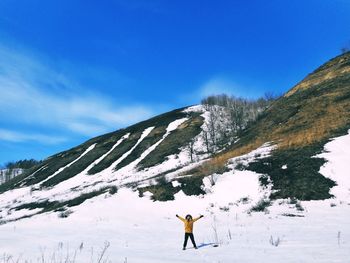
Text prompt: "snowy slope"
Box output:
[[317, 131, 350, 202], [39, 144, 97, 185], [1, 52, 350, 263], [0, 108, 209, 222], [0, 133, 350, 263]]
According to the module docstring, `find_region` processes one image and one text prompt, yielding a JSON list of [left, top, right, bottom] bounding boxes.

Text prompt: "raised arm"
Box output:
[[176, 214, 186, 222], [193, 215, 204, 222]]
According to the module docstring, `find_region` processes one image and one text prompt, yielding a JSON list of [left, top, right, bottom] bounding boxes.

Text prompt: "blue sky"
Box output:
[[0, 0, 349, 165]]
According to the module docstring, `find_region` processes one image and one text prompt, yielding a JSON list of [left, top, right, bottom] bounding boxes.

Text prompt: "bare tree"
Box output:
[[187, 139, 195, 162], [201, 129, 211, 154], [208, 173, 219, 186], [208, 107, 218, 149], [201, 94, 274, 153]]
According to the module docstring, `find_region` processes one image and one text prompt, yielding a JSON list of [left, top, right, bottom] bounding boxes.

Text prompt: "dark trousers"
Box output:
[[183, 233, 197, 248]]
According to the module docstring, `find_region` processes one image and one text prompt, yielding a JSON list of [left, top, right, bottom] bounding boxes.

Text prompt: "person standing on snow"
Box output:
[[176, 214, 204, 250]]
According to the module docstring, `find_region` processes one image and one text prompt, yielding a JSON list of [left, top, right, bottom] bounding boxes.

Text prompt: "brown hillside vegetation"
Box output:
[[209, 51, 350, 167]]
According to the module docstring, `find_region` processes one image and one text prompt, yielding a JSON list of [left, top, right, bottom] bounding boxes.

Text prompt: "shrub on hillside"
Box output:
[[250, 198, 272, 212], [177, 176, 206, 196], [108, 186, 118, 195]]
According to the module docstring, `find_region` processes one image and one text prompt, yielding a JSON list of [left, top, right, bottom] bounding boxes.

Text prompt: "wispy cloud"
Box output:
[[0, 129, 66, 144], [198, 77, 264, 99], [199, 78, 239, 97], [0, 44, 154, 141]]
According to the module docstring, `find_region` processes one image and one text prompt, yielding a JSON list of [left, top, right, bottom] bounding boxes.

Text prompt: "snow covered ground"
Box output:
[[0, 131, 349, 263], [0, 109, 213, 223]]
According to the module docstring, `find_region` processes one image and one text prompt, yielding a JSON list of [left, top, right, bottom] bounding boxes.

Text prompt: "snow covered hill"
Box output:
[[0, 132, 349, 263], [0, 52, 350, 262], [0, 106, 212, 221]]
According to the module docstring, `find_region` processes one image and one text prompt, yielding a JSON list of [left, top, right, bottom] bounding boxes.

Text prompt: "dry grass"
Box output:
[[210, 140, 264, 167], [286, 51, 350, 97], [277, 100, 350, 149], [192, 53, 350, 174], [185, 139, 264, 177]]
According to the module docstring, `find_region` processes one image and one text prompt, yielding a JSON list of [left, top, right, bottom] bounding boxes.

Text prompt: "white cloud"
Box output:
[[197, 77, 263, 100], [0, 44, 154, 139], [199, 78, 243, 97], [0, 129, 66, 144]]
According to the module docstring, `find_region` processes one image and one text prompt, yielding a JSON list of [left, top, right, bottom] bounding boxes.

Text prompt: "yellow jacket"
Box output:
[[177, 215, 202, 233]]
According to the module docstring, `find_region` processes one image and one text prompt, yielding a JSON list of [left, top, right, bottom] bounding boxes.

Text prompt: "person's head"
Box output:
[[185, 214, 192, 221]]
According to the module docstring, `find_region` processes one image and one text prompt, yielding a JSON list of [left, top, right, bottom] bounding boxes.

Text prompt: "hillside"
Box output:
[[197, 51, 350, 200], [0, 106, 212, 220], [0, 132, 349, 263], [0, 52, 350, 220], [0, 52, 349, 262]]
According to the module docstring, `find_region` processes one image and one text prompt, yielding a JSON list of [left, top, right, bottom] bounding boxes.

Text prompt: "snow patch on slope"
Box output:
[[115, 118, 188, 178], [39, 143, 97, 185], [100, 127, 154, 176], [84, 133, 130, 174], [26, 133, 132, 202], [183, 105, 204, 113], [318, 129, 350, 201], [228, 142, 276, 168]]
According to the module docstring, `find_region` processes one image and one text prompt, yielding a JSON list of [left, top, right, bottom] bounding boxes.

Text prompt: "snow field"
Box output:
[[1, 176, 349, 263], [0, 117, 196, 219], [1, 132, 350, 262]]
